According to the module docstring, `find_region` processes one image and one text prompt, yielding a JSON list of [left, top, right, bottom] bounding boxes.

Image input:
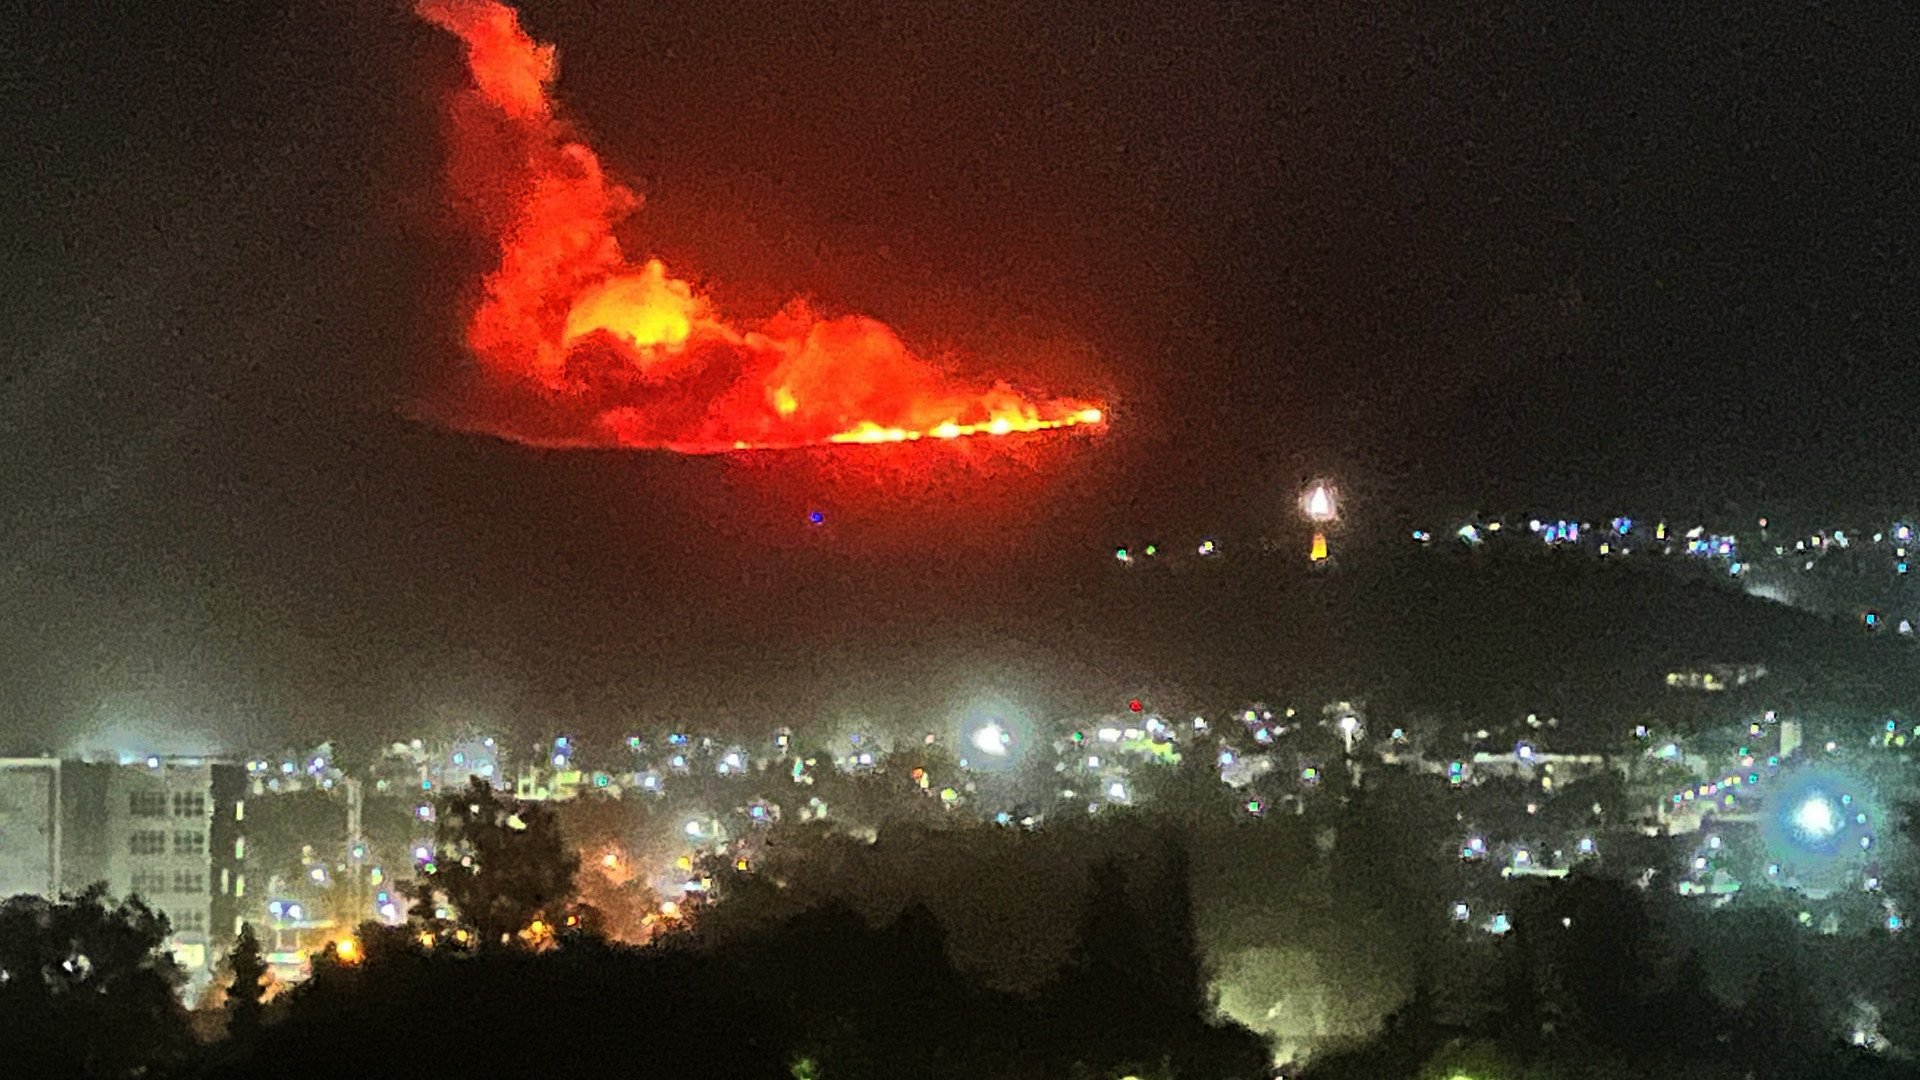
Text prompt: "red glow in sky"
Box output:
[[416, 0, 1104, 454]]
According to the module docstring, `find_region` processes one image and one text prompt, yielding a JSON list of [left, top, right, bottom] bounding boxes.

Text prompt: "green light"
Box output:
[[1144, 544, 1157, 556]]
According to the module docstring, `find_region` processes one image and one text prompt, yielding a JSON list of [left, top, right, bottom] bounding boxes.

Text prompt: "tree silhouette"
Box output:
[[222, 921, 270, 1041], [0, 884, 190, 1078], [413, 777, 579, 947]]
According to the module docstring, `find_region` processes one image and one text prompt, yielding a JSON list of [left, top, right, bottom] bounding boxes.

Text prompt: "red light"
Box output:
[[1128, 699, 1142, 713]]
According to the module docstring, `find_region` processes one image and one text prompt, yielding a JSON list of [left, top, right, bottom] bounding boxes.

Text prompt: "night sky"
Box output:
[[3, 0, 1915, 751]]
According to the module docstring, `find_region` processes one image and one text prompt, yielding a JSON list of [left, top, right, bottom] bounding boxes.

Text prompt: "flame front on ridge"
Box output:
[[416, 0, 1105, 454]]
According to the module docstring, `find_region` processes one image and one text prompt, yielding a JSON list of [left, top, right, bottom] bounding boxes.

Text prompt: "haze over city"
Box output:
[[4, 3, 1920, 1079]]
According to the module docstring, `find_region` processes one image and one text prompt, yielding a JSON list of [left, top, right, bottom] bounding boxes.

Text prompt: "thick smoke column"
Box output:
[[416, 0, 1104, 453]]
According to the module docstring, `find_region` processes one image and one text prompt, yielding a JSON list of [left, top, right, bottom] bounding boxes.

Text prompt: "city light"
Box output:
[[1301, 481, 1337, 523], [1794, 795, 1839, 841], [970, 723, 1011, 758]]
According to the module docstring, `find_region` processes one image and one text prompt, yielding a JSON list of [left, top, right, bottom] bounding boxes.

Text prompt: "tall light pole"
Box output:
[[1301, 480, 1338, 563]]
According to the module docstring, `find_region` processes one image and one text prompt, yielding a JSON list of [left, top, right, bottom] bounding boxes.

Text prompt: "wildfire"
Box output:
[[416, 0, 1104, 453]]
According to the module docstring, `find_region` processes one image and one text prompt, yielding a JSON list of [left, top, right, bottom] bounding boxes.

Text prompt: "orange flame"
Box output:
[[416, 0, 1103, 453]]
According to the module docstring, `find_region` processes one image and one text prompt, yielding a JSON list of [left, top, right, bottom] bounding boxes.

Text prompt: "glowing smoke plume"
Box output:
[[415, 0, 1104, 453]]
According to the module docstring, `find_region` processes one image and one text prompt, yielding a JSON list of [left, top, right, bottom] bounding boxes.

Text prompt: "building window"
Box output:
[[171, 793, 207, 818], [130, 870, 169, 895], [171, 909, 207, 934], [234, 800, 245, 822], [129, 832, 167, 856], [129, 792, 168, 817], [234, 836, 245, 860], [171, 831, 206, 857], [170, 870, 205, 894]]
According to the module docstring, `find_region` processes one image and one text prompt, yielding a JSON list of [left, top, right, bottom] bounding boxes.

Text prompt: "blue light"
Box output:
[[809, 510, 825, 525], [1613, 517, 1633, 536]]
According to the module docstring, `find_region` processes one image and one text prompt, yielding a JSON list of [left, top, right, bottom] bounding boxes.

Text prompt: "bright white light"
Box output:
[[1303, 483, 1336, 522], [970, 724, 1010, 757], [1794, 795, 1840, 839], [1107, 781, 1128, 801], [684, 820, 703, 838]]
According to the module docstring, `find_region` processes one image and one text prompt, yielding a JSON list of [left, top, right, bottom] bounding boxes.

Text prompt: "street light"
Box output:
[[970, 722, 1011, 758], [1793, 794, 1840, 841]]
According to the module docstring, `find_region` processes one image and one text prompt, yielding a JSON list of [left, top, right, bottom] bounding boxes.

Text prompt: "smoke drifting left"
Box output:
[[414, 0, 1104, 455]]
